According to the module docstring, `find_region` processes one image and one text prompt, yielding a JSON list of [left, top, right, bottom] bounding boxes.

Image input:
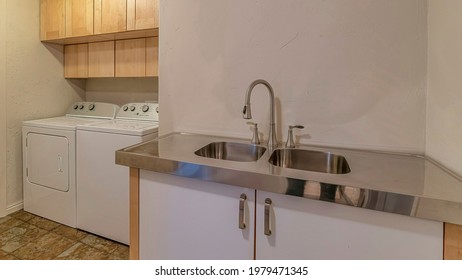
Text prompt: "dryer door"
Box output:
[[26, 133, 70, 192]]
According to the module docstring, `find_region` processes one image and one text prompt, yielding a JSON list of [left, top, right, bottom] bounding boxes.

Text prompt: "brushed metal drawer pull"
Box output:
[[264, 198, 272, 236], [239, 193, 247, 229]]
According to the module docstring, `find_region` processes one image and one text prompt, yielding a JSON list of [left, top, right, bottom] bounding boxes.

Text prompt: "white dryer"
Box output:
[[22, 102, 119, 227], [76, 102, 159, 244]]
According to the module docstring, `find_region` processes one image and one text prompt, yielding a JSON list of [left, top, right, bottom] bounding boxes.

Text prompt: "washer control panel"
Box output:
[[66, 102, 119, 119], [117, 103, 159, 121]]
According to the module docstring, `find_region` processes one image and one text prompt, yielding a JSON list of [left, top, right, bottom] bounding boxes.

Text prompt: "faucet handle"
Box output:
[[247, 122, 261, 145], [285, 125, 304, 148]]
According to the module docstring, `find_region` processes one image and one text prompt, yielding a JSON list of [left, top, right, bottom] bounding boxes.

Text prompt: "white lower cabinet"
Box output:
[[255, 191, 443, 259], [139, 171, 443, 260], [139, 170, 255, 260]]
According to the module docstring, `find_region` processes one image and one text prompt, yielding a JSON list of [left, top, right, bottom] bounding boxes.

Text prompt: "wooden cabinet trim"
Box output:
[[146, 37, 159, 77], [129, 167, 140, 260]]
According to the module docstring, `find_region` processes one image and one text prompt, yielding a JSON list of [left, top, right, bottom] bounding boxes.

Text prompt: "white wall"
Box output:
[[159, 0, 428, 153], [427, 0, 462, 175], [1, 0, 84, 214], [0, 0, 7, 217]]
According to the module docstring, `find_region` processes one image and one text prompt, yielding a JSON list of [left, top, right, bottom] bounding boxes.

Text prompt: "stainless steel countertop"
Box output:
[[116, 132, 462, 225]]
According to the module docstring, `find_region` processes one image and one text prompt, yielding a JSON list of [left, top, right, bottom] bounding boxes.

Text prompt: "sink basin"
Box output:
[[269, 149, 351, 174], [195, 142, 267, 162]]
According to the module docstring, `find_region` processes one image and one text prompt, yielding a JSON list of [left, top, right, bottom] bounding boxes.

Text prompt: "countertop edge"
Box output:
[[115, 136, 462, 226]]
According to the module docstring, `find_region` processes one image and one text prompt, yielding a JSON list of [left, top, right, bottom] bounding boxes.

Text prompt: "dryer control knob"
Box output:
[[122, 105, 129, 111], [79, 105, 84, 110], [73, 104, 79, 110], [89, 104, 95, 111], [142, 105, 150, 112], [130, 105, 136, 112], [155, 106, 159, 113]]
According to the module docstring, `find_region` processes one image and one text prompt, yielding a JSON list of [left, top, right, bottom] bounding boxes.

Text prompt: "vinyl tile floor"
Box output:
[[0, 210, 129, 260]]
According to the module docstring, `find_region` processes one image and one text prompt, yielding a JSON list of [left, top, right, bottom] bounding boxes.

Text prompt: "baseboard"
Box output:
[[6, 201, 23, 215]]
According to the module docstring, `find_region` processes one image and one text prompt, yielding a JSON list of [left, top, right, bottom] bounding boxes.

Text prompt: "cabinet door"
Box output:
[[94, 0, 127, 34], [255, 190, 443, 259], [65, 0, 94, 37], [139, 171, 255, 260], [115, 38, 146, 77], [127, 0, 159, 30], [40, 0, 65, 40], [444, 223, 462, 259], [88, 41, 115, 77], [64, 44, 88, 78], [146, 37, 158, 77]]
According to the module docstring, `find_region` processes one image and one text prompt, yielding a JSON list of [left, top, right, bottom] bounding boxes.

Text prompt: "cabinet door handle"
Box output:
[[239, 193, 247, 229], [264, 198, 272, 236]]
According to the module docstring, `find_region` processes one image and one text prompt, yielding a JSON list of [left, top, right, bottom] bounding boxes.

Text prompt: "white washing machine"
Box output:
[[76, 102, 159, 244], [22, 102, 119, 227]]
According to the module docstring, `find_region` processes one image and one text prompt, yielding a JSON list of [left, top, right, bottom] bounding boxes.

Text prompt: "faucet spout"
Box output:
[[243, 79, 278, 149]]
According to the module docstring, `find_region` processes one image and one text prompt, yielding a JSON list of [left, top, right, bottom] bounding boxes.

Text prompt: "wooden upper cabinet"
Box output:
[[127, 0, 159, 31], [146, 37, 158, 77], [115, 38, 146, 77], [64, 44, 88, 78], [41, 0, 159, 43], [65, 0, 94, 38], [88, 41, 115, 77], [444, 223, 462, 260], [40, 0, 65, 40], [94, 0, 127, 34]]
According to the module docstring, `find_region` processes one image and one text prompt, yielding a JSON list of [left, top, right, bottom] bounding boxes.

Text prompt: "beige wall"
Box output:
[[0, 0, 7, 216], [86, 77, 158, 106], [159, 0, 428, 153], [1, 0, 84, 214], [427, 0, 462, 175]]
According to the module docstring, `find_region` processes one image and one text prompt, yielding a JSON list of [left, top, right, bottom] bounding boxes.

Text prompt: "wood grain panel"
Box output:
[[94, 0, 127, 34], [129, 167, 140, 260], [127, 0, 159, 31], [40, 0, 65, 40], [64, 44, 88, 78], [115, 38, 146, 77], [444, 223, 462, 259], [88, 41, 115, 77], [146, 37, 158, 77], [126, 0, 136, 30], [65, 0, 94, 37]]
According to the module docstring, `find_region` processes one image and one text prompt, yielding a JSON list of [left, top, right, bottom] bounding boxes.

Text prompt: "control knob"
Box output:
[[73, 104, 79, 110], [89, 104, 95, 111], [141, 105, 150, 112], [130, 105, 136, 112], [79, 105, 84, 110]]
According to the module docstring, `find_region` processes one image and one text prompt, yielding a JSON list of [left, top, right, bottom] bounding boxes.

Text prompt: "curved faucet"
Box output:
[[243, 79, 278, 149]]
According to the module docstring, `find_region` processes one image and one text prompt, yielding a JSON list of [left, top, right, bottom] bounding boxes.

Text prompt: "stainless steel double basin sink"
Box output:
[[194, 141, 351, 174]]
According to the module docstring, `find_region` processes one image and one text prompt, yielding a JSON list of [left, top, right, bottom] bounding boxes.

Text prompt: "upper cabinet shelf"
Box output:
[[40, 0, 159, 45]]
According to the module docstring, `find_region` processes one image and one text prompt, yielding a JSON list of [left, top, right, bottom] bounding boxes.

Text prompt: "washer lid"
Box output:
[[23, 116, 109, 130], [77, 119, 159, 136]]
